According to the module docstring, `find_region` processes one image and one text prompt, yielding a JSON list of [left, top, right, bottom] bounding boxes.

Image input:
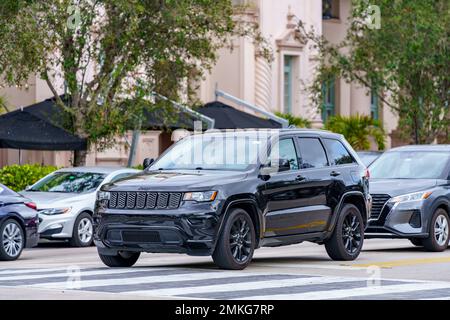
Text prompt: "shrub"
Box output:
[[275, 112, 312, 128], [324, 114, 386, 151], [0, 164, 58, 192]]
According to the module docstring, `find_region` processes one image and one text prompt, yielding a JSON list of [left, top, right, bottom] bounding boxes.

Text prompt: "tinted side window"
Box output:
[[269, 138, 299, 170], [323, 139, 356, 165], [297, 138, 328, 169]]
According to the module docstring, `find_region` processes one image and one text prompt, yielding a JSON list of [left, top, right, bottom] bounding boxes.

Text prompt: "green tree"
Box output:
[[0, 96, 7, 114], [324, 114, 386, 151], [298, 0, 449, 144], [275, 112, 312, 128], [0, 0, 268, 165]]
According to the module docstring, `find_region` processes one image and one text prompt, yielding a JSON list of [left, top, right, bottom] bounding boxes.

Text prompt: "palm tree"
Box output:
[[324, 114, 386, 150], [275, 112, 312, 128]]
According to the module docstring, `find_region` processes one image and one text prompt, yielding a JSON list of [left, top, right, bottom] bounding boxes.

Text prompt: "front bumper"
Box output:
[[24, 217, 39, 248], [94, 205, 221, 256], [366, 200, 428, 238], [38, 213, 76, 239]]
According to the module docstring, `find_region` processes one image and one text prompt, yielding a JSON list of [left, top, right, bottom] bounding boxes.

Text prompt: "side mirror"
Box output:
[[277, 159, 291, 172], [259, 158, 291, 178], [143, 158, 154, 169]]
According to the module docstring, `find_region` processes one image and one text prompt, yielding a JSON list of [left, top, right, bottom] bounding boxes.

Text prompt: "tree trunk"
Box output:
[[74, 149, 88, 167]]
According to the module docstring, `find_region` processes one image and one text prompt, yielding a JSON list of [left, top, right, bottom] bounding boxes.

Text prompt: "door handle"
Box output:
[[295, 174, 307, 181], [330, 171, 341, 177]]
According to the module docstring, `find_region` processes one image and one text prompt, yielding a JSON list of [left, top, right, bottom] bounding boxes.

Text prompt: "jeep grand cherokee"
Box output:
[[94, 129, 370, 270]]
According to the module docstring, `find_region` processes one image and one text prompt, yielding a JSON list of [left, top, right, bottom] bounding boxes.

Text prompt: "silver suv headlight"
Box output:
[[389, 191, 433, 204]]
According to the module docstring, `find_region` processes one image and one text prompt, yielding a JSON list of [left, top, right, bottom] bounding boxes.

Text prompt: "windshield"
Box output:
[[151, 134, 268, 171], [30, 172, 107, 193], [370, 151, 450, 179]]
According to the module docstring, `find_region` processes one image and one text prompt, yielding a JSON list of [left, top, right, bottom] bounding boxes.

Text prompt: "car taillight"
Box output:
[[364, 169, 370, 179], [25, 202, 37, 210]]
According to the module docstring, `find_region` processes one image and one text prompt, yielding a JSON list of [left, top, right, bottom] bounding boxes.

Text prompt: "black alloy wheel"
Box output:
[[212, 208, 256, 270], [325, 203, 364, 261]]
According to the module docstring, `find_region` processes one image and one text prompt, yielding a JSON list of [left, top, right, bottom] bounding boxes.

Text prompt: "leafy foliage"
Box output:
[[0, 164, 58, 191], [324, 115, 386, 151], [0, 1, 270, 165], [297, 0, 449, 144], [275, 112, 312, 128]]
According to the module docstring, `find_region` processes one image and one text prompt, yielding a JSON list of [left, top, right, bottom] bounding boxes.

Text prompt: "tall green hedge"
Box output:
[[0, 164, 58, 192]]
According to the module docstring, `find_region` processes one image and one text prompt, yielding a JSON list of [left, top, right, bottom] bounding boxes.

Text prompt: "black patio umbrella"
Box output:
[[198, 101, 281, 129], [0, 104, 87, 151]]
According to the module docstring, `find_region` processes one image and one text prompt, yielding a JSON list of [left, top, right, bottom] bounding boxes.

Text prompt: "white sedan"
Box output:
[[20, 167, 139, 247]]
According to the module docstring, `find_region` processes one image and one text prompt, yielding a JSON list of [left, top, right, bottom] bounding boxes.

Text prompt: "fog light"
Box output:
[[48, 223, 63, 230], [409, 210, 422, 228]]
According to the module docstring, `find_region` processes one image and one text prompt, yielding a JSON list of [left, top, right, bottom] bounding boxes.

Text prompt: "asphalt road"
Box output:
[[1, 239, 450, 300]]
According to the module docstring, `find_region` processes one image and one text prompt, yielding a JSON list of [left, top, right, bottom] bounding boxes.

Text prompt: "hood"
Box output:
[[0, 195, 27, 205], [370, 179, 438, 197], [103, 170, 248, 191], [19, 191, 93, 209]]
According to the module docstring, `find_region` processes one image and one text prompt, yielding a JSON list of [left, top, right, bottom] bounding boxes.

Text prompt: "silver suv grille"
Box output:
[[370, 194, 390, 220], [108, 191, 182, 210]]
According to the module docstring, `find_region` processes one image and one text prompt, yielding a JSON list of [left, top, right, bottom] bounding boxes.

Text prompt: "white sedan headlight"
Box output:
[[389, 191, 433, 204], [39, 207, 72, 215], [183, 191, 218, 202]]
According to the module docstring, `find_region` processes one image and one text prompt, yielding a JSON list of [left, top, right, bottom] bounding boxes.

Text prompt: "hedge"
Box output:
[[0, 164, 58, 192]]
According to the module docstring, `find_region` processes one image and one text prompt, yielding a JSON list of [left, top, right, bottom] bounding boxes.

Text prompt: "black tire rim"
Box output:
[[342, 213, 362, 254], [229, 216, 252, 263]]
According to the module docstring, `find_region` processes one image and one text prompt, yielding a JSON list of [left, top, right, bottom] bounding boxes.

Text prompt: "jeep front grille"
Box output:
[[108, 191, 182, 210]]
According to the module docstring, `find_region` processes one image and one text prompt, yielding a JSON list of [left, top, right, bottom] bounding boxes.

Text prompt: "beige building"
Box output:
[[200, 0, 398, 146], [0, 0, 398, 169]]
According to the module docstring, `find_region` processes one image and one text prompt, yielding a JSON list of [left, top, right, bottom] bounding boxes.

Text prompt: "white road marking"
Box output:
[[0, 268, 167, 281], [255, 263, 369, 271], [238, 282, 450, 300], [126, 276, 359, 297], [24, 271, 277, 289]]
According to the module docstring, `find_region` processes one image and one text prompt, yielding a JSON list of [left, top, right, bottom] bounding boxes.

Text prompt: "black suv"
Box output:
[[94, 129, 370, 270]]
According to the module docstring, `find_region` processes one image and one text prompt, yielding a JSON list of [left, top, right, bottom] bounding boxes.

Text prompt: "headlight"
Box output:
[[39, 207, 71, 215], [183, 191, 218, 202], [97, 191, 110, 201], [389, 191, 433, 204]]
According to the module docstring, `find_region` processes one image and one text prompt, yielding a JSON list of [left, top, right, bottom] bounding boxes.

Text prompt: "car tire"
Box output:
[[98, 250, 141, 267], [423, 208, 449, 252], [69, 212, 94, 247], [409, 238, 423, 247], [0, 219, 25, 261], [212, 208, 256, 270], [325, 204, 364, 261]]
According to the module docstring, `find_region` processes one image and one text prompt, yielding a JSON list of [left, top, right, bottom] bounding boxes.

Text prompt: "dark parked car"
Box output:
[[366, 145, 450, 251], [94, 129, 370, 269], [357, 151, 383, 167], [0, 183, 39, 261]]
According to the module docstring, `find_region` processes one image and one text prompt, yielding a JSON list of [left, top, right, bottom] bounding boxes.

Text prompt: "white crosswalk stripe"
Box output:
[[238, 282, 450, 300], [1, 266, 450, 300], [0, 267, 167, 281], [24, 271, 274, 289], [125, 276, 357, 297]]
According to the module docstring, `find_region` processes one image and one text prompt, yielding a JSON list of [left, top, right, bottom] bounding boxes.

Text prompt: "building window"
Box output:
[[323, 0, 340, 20], [322, 78, 335, 122], [283, 56, 294, 114], [370, 90, 379, 120]]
